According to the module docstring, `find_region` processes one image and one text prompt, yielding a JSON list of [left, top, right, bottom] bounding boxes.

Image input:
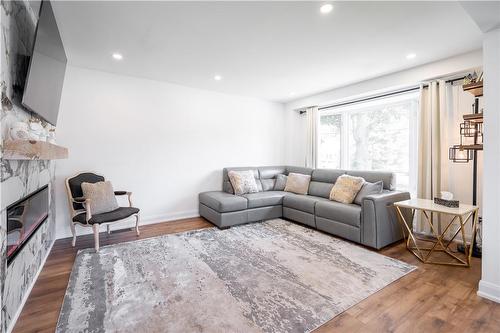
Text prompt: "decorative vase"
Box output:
[[47, 129, 56, 144], [28, 119, 44, 141]]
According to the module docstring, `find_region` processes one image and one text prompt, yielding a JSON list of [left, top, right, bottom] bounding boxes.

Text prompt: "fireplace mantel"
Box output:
[[3, 140, 68, 160]]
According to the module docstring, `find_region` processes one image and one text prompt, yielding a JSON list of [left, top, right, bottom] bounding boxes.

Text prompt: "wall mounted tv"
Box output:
[[22, 0, 67, 126]]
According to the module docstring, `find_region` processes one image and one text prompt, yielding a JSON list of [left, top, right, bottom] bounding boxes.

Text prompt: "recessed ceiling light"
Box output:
[[406, 53, 416, 60], [112, 53, 123, 60], [214, 75, 222, 81], [320, 4, 333, 14]]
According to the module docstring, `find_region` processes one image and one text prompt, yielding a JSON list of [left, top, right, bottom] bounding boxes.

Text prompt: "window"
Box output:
[[317, 92, 419, 193]]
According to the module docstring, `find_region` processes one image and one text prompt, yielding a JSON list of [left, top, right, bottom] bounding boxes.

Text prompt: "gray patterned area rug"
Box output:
[[56, 219, 415, 333]]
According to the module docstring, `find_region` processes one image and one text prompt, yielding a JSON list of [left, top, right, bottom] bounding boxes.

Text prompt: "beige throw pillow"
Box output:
[[228, 170, 259, 195], [284, 173, 311, 195], [81, 181, 119, 215], [329, 175, 365, 204]]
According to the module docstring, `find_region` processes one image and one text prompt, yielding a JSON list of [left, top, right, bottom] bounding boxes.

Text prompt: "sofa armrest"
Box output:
[[361, 191, 411, 249]]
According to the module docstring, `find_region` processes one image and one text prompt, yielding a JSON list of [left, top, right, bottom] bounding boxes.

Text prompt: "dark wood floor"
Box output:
[[13, 218, 500, 333]]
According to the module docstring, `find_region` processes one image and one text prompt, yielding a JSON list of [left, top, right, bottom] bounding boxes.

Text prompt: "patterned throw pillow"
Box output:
[[228, 170, 259, 195], [329, 175, 365, 204], [81, 181, 119, 215], [284, 173, 311, 195]]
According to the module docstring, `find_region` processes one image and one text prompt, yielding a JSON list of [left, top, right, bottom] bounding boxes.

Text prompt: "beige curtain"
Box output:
[[305, 106, 318, 168], [417, 80, 448, 232]]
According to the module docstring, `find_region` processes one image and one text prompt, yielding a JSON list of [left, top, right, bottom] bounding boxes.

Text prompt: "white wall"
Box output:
[[284, 50, 483, 166], [55, 66, 286, 239], [479, 27, 500, 303]]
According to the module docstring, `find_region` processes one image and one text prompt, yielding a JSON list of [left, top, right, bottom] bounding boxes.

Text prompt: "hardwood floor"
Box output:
[[13, 218, 500, 333]]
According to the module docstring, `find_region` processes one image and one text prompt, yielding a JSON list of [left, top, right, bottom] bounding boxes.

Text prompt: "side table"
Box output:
[[394, 198, 479, 267]]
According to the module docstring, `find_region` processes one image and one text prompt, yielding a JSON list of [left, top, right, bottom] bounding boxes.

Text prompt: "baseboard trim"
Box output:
[[6, 238, 56, 333], [478, 280, 500, 304], [55, 210, 200, 239]]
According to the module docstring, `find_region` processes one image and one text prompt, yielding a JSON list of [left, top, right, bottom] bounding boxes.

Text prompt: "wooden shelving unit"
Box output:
[[461, 144, 483, 151], [463, 113, 483, 123], [463, 82, 483, 97], [3, 140, 68, 160]]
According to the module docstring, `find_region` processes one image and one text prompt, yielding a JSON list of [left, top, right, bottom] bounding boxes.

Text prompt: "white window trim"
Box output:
[[317, 91, 419, 193]]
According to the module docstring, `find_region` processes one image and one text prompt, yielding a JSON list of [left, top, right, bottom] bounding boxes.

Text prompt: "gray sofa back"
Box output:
[[309, 169, 346, 198], [222, 166, 396, 194]]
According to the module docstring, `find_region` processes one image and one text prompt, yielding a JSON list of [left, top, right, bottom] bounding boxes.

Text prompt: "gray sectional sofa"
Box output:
[[199, 166, 410, 250]]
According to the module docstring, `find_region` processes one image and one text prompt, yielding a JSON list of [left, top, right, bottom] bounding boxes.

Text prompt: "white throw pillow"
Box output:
[[284, 173, 311, 195], [329, 175, 365, 204], [81, 181, 119, 215], [228, 170, 259, 195]]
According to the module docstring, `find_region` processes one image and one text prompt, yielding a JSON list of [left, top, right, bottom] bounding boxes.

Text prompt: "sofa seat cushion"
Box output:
[[243, 191, 286, 208], [199, 191, 248, 213], [283, 194, 329, 214], [315, 201, 362, 227]]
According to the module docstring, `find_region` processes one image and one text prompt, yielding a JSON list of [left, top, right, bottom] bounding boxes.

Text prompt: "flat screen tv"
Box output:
[[22, 0, 67, 126]]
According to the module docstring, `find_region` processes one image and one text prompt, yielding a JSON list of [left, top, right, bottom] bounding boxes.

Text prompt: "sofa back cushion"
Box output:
[[345, 170, 395, 190], [258, 166, 286, 191], [286, 166, 313, 176], [223, 167, 261, 193], [308, 169, 346, 198]]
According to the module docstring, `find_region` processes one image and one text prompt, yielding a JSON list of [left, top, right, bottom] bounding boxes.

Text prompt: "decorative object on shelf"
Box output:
[[463, 71, 481, 85], [9, 121, 30, 140], [449, 135, 474, 163], [460, 121, 482, 141], [47, 128, 56, 144], [28, 119, 46, 141], [434, 197, 460, 208]]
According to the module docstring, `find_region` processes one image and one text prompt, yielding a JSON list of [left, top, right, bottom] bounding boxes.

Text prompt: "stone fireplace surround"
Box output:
[[1, 2, 56, 332]]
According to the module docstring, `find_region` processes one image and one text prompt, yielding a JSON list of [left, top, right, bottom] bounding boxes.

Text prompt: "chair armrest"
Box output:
[[114, 191, 132, 205], [361, 191, 411, 249], [82, 198, 92, 222], [73, 196, 86, 203]]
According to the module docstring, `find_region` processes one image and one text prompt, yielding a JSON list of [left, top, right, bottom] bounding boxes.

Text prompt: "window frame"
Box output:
[[317, 91, 419, 193]]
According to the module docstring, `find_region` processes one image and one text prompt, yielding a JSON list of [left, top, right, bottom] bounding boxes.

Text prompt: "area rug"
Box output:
[[56, 219, 415, 333]]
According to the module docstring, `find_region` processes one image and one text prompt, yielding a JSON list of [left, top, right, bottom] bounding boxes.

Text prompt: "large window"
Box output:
[[318, 92, 418, 192]]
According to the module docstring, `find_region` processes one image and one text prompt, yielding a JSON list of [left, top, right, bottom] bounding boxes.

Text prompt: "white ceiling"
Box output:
[[52, 1, 483, 102]]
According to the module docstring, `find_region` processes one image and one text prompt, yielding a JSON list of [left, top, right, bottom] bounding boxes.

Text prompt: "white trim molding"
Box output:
[[478, 280, 500, 303]]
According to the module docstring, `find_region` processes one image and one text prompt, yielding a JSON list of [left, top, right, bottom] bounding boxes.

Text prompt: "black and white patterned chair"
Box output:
[[65, 172, 140, 251]]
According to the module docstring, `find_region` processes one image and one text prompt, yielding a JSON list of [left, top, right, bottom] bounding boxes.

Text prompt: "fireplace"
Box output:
[[6, 185, 49, 265]]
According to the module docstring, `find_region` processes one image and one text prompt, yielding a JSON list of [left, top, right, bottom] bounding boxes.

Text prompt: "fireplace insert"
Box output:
[[7, 185, 49, 265]]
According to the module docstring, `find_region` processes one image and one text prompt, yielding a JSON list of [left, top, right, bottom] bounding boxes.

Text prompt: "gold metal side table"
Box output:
[[394, 198, 479, 267]]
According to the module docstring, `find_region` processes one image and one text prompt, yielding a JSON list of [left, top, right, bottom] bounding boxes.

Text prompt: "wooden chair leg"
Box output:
[[93, 224, 100, 252], [70, 222, 77, 247], [135, 214, 140, 236]]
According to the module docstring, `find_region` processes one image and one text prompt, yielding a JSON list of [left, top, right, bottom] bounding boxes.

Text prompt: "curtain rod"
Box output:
[[298, 76, 467, 114], [317, 86, 420, 111]]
